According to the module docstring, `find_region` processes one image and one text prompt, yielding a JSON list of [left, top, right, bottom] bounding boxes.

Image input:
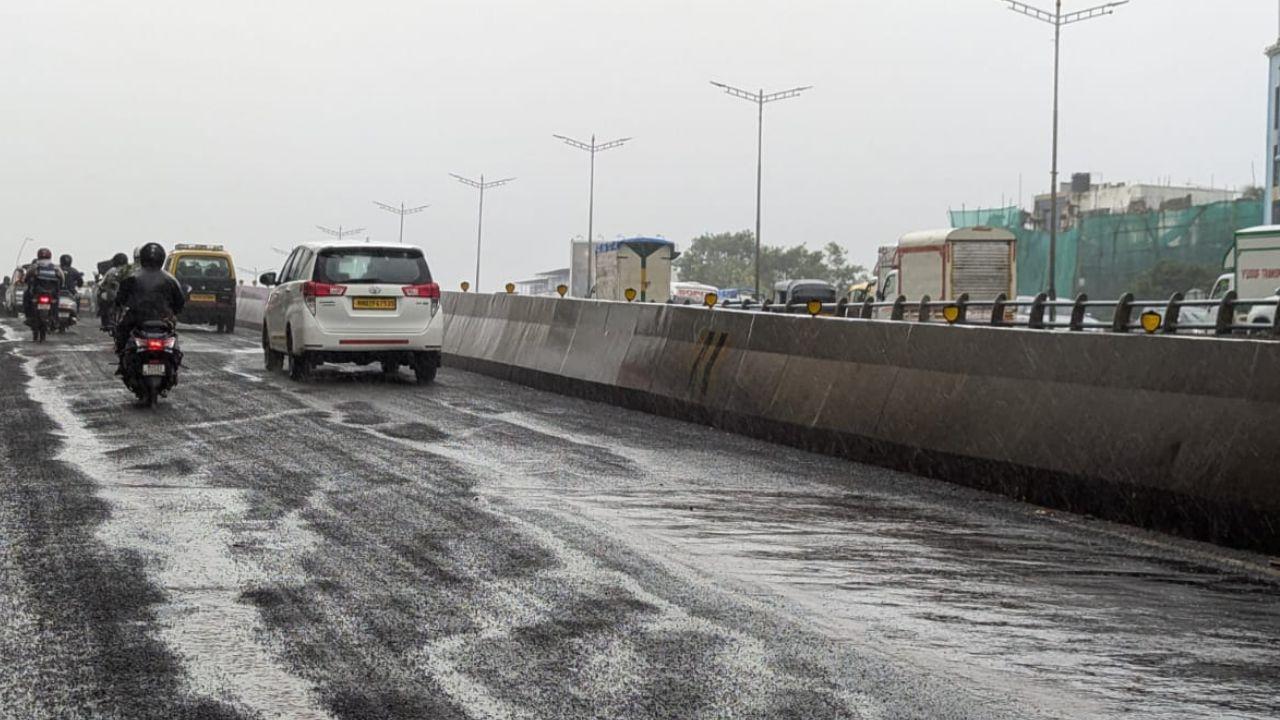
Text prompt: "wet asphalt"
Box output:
[[0, 318, 1277, 720]]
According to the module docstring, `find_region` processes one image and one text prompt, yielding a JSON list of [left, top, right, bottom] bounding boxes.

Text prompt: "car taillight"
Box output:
[[402, 283, 440, 299], [303, 281, 347, 298], [303, 281, 346, 315]]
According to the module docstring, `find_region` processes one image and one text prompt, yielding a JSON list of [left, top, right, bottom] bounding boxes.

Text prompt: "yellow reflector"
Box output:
[[460, 281, 471, 292], [505, 282, 516, 294], [624, 288, 637, 302], [806, 299, 823, 316], [556, 284, 568, 297], [1140, 310, 1162, 334], [703, 292, 719, 307], [942, 305, 961, 324]]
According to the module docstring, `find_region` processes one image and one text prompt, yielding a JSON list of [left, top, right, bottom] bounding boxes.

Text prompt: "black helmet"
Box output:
[[59, 254, 72, 268], [139, 243, 166, 269], [37, 248, 52, 260], [112, 252, 128, 267]]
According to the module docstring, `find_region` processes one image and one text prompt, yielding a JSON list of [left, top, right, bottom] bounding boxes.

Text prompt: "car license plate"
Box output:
[[142, 363, 166, 376], [352, 297, 396, 311], [190, 293, 216, 303]]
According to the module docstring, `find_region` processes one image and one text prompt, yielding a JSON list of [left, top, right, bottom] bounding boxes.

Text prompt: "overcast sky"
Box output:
[[0, 0, 1273, 288]]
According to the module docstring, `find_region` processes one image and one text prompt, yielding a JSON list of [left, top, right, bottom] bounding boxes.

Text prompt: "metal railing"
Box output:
[[716, 291, 1280, 337]]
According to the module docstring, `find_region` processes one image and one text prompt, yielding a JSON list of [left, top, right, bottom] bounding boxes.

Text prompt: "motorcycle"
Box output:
[[29, 291, 55, 342], [120, 321, 182, 407], [55, 290, 79, 333]]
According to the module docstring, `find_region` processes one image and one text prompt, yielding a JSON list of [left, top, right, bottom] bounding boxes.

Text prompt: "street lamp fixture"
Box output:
[[451, 173, 515, 293], [553, 133, 631, 297]]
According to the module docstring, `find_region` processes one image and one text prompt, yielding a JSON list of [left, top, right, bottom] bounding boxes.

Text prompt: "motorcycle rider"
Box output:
[[23, 248, 65, 325], [59, 254, 84, 293], [97, 252, 130, 329], [114, 243, 185, 359]]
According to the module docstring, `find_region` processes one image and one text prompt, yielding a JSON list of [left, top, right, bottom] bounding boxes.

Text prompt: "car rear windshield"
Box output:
[[313, 248, 432, 285], [174, 255, 231, 279]]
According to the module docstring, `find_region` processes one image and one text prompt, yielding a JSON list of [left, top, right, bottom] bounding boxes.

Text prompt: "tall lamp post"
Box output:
[[553, 134, 631, 297], [451, 173, 515, 292], [14, 237, 33, 268], [373, 201, 430, 244], [1000, 0, 1129, 303], [316, 225, 366, 242], [710, 80, 811, 296]]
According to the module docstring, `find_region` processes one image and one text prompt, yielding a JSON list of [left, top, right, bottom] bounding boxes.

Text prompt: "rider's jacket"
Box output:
[[115, 267, 186, 323]]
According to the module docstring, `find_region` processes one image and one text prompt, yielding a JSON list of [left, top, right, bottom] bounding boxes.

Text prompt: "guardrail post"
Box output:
[[917, 295, 932, 323], [1272, 298, 1280, 337], [1069, 293, 1088, 332], [835, 297, 848, 318], [1112, 292, 1135, 333], [953, 293, 969, 324], [1162, 292, 1183, 335], [991, 293, 1008, 327], [860, 297, 874, 319], [1215, 291, 1237, 336], [1028, 293, 1048, 329], [890, 295, 907, 321], [762, 299, 773, 313]]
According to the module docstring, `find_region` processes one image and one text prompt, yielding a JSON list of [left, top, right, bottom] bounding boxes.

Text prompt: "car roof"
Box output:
[[292, 241, 424, 252]]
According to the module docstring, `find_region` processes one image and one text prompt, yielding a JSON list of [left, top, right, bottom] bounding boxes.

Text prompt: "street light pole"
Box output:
[[15, 237, 33, 268], [554, 134, 631, 297], [316, 225, 366, 242], [451, 173, 515, 292], [1001, 0, 1129, 303], [711, 80, 811, 297], [373, 200, 430, 244]]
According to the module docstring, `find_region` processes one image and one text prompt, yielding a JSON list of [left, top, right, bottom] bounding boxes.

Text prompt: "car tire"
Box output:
[[413, 354, 438, 385], [263, 328, 284, 371], [224, 315, 236, 333], [285, 327, 309, 381]]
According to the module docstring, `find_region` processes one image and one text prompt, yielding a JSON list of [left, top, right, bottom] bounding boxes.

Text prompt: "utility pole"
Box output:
[[316, 225, 366, 242], [1001, 0, 1129, 304], [373, 201, 430, 244], [553, 133, 631, 297], [710, 80, 811, 297], [451, 173, 515, 292]]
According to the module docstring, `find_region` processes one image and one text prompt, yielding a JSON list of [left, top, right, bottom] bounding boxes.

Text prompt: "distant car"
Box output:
[[165, 244, 238, 333], [259, 242, 442, 384], [4, 267, 26, 317]]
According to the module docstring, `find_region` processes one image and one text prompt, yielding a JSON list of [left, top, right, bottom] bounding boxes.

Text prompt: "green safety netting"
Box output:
[[949, 199, 1263, 298]]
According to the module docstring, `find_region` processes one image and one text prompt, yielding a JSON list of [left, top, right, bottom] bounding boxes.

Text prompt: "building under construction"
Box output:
[[950, 174, 1262, 299]]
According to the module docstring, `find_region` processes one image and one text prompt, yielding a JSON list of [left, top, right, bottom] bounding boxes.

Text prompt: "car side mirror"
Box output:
[[259, 272, 277, 286]]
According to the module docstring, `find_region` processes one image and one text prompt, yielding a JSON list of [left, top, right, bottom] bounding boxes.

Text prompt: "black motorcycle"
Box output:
[[121, 321, 182, 407], [28, 289, 56, 342]]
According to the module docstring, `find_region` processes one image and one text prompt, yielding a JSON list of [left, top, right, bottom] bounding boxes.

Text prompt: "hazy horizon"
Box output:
[[1, 0, 1272, 288]]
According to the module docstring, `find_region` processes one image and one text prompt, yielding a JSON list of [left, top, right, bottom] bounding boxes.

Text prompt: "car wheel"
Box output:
[[412, 354, 438, 385], [263, 328, 284, 371], [286, 327, 309, 381], [225, 316, 236, 333]]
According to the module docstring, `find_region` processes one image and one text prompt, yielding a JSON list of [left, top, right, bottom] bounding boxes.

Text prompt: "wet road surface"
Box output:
[[1, 319, 1278, 719]]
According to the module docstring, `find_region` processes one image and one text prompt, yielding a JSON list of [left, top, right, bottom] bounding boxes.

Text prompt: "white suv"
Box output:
[[260, 242, 443, 383]]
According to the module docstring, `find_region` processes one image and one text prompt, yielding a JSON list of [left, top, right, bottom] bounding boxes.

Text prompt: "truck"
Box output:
[[593, 237, 678, 302], [877, 226, 1017, 309], [1208, 225, 1280, 327]]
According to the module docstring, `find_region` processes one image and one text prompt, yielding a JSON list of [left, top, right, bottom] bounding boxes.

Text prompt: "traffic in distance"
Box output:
[[1, 239, 442, 406]]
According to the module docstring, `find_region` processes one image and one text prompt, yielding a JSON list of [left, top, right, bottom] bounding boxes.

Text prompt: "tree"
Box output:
[[675, 231, 868, 292]]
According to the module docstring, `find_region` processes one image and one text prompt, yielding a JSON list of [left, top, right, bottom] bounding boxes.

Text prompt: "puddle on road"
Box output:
[[16, 347, 336, 720]]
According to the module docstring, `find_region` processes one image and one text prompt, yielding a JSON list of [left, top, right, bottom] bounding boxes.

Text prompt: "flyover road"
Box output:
[[0, 318, 1278, 720]]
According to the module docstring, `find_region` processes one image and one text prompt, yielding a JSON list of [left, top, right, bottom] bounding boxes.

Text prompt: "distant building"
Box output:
[[1266, 38, 1280, 223], [1032, 174, 1241, 231], [513, 268, 570, 296]]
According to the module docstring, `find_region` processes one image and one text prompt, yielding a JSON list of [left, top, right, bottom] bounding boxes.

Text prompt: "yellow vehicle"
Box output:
[[164, 244, 238, 332], [848, 280, 876, 304]]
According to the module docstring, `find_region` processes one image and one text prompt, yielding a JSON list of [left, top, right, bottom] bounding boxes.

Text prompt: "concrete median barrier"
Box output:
[[442, 291, 1280, 553]]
